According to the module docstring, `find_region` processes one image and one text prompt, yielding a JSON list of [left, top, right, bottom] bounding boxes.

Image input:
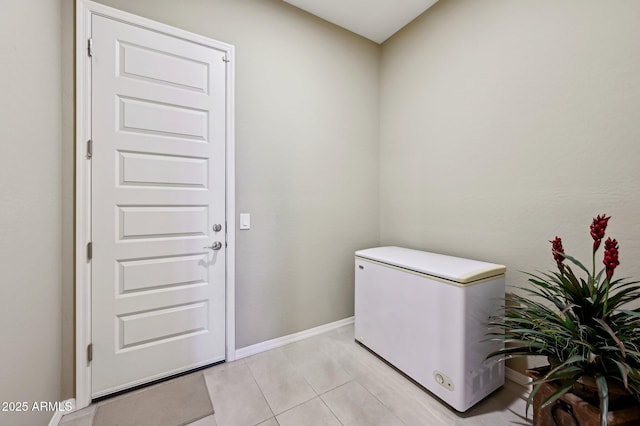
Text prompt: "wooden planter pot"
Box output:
[[527, 368, 640, 426]]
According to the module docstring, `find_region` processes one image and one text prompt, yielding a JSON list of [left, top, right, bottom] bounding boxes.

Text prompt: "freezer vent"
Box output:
[[472, 375, 480, 394], [472, 363, 503, 395]]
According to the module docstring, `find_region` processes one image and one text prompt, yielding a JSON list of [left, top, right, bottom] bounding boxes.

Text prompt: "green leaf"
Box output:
[[595, 375, 609, 426], [570, 339, 595, 351], [539, 380, 576, 409], [594, 318, 626, 358], [546, 366, 584, 380], [545, 354, 586, 375], [618, 309, 640, 318], [563, 253, 591, 275], [607, 284, 640, 310], [526, 381, 544, 415], [608, 278, 640, 291], [613, 360, 630, 389]]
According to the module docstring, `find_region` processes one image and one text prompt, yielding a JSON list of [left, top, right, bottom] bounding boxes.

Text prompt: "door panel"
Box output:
[[118, 42, 210, 93], [118, 152, 209, 188], [119, 96, 209, 140], [117, 205, 209, 239], [118, 254, 209, 294], [91, 14, 226, 397]]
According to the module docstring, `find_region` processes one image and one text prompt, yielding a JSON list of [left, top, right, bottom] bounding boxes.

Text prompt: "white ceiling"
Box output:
[[282, 0, 439, 44]]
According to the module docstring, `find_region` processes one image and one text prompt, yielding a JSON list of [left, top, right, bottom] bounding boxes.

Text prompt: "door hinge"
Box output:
[[87, 139, 93, 159], [87, 343, 93, 363], [87, 242, 93, 260], [88, 38, 93, 57]]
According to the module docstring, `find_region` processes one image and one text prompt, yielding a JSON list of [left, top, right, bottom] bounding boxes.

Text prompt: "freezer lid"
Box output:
[[355, 246, 506, 284]]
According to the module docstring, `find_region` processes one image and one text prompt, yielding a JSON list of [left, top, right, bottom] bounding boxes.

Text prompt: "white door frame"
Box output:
[[75, 0, 235, 409]]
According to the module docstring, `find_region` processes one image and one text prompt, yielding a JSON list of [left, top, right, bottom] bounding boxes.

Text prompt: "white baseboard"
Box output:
[[48, 399, 76, 426], [235, 316, 355, 359], [506, 367, 532, 393]]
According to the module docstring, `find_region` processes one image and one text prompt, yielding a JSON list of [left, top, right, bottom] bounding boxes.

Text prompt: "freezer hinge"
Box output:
[[87, 139, 93, 158], [88, 38, 93, 57], [87, 242, 93, 260], [87, 343, 93, 363]]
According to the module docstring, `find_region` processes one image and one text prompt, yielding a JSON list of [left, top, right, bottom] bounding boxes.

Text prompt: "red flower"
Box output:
[[603, 238, 620, 281], [590, 214, 611, 252], [550, 236, 565, 271]]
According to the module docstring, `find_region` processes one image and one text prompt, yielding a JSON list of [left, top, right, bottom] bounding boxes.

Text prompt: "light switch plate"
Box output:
[[240, 213, 251, 230]]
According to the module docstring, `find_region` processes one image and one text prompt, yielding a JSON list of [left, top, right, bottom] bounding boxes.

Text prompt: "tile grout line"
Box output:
[[262, 347, 317, 416], [348, 339, 446, 423], [280, 344, 319, 397], [244, 360, 277, 423], [318, 390, 346, 426], [276, 335, 350, 425], [352, 376, 408, 426]]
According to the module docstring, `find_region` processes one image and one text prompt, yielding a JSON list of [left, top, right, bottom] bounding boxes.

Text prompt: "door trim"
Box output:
[[75, 0, 235, 409]]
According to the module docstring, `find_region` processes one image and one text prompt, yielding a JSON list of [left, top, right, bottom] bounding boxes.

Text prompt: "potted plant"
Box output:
[[488, 215, 640, 426]]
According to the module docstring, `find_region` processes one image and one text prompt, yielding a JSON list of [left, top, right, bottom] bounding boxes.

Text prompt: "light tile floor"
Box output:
[[60, 324, 532, 426]]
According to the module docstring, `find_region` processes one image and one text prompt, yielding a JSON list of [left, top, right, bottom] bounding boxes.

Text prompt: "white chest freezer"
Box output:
[[354, 246, 506, 412]]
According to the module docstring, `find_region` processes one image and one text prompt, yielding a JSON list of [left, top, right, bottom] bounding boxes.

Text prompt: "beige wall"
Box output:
[[0, 0, 62, 425], [6, 0, 639, 414], [61, 0, 75, 402], [380, 0, 640, 372], [59, 0, 380, 397]]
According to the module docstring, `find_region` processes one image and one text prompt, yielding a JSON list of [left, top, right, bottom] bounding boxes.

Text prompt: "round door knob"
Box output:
[[213, 224, 222, 232], [204, 241, 223, 250]]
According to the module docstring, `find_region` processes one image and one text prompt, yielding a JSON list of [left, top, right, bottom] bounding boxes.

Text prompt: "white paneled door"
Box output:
[[90, 14, 227, 397]]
